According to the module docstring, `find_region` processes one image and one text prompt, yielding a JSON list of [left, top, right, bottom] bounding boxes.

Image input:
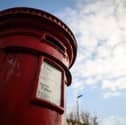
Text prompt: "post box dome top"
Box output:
[[0, 7, 77, 68]]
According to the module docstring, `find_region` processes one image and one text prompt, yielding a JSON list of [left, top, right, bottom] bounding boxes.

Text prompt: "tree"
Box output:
[[92, 116, 98, 125], [67, 111, 78, 125], [66, 110, 98, 125], [80, 112, 90, 125]]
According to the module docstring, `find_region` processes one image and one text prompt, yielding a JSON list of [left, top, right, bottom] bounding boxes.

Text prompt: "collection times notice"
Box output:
[[36, 61, 62, 106]]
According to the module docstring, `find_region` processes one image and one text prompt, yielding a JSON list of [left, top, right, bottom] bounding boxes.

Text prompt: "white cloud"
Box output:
[[102, 77, 126, 91], [100, 116, 126, 125], [57, 0, 126, 98], [103, 91, 120, 98]]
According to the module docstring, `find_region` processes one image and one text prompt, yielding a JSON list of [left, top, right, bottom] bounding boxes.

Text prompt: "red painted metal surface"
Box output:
[[0, 7, 77, 125]]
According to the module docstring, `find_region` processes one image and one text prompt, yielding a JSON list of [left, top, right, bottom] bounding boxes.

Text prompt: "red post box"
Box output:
[[0, 7, 77, 125]]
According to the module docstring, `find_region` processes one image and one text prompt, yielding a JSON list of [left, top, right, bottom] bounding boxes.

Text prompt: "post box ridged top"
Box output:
[[0, 7, 77, 68]]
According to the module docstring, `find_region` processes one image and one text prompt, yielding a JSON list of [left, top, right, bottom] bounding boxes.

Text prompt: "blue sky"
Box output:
[[1, 0, 126, 125]]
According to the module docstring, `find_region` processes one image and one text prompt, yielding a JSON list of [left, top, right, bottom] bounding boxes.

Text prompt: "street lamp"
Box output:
[[77, 94, 83, 125]]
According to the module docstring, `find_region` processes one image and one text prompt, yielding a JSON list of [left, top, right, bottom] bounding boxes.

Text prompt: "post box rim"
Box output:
[[0, 7, 77, 68]]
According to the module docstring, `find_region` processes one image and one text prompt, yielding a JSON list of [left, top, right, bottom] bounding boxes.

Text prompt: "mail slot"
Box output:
[[0, 7, 77, 125]]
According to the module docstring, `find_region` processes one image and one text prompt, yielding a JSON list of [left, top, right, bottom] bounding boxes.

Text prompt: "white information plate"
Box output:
[[36, 60, 62, 106]]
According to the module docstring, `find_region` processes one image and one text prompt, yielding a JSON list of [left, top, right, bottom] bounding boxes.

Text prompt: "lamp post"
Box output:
[[77, 94, 83, 125]]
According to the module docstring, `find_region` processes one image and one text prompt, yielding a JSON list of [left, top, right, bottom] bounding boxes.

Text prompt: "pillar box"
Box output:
[[0, 7, 77, 125]]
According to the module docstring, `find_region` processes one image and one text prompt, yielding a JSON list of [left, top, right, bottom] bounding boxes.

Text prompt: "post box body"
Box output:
[[0, 8, 77, 125]]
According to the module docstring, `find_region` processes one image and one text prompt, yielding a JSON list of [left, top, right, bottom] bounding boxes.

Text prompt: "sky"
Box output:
[[1, 0, 126, 125]]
